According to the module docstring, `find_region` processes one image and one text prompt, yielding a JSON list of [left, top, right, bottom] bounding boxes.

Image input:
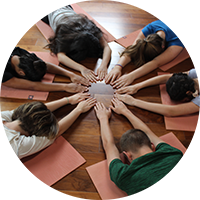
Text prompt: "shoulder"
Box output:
[[109, 158, 130, 186], [109, 158, 128, 176], [156, 142, 183, 155], [188, 69, 197, 79], [18, 135, 54, 159], [2, 70, 15, 83], [1, 110, 14, 122], [142, 20, 164, 37]]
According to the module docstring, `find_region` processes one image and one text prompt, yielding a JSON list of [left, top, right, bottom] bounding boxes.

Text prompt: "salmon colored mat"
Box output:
[[23, 136, 86, 186], [36, 4, 116, 42], [86, 132, 186, 199], [1, 52, 58, 101], [114, 28, 142, 48], [159, 48, 190, 71]]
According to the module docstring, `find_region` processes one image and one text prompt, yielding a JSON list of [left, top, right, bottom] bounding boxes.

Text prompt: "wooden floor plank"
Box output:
[[60, 190, 101, 200]]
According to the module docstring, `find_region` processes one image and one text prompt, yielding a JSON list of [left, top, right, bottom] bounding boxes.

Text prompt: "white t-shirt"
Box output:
[[189, 69, 200, 107], [49, 6, 76, 32], [1, 110, 55, 159]]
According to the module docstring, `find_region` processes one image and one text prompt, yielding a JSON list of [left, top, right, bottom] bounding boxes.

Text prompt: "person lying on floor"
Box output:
[[105, 20, 184, 88], [94, 98, 183, 195], [2, 47, 89, 93], [115, 68, 199, 116], [2, 93, 96, 159], [42, 5, 111, 82]]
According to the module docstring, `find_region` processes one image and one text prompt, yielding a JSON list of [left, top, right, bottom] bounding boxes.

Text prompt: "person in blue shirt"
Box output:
[[105, 20, 184, 88]]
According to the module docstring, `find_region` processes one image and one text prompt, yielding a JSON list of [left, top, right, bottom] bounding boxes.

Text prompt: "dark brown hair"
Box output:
[[45, 14, 103, 62], [12, 102, 58, 139]]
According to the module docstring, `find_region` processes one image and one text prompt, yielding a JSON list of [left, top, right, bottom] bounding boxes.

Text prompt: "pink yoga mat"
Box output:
[[36, 4, 116, 43], [23, 136, 86, 186], [158, 72, 199, 132], [36, 20, 55, 41], [159, 48, 190, 71], [1, 51, 58, 100], [86, 160, 128, 200], [114, 28, 142, 48], [86, 132, 186, 199]]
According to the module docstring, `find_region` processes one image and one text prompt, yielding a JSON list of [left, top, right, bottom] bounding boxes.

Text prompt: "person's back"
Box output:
[[2, 101, 58, 159], [110, 143, 182, 195]]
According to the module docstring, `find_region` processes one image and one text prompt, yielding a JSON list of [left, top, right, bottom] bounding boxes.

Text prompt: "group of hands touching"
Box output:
[[69, 65, 136, 95], [66, 92, 133, 121]]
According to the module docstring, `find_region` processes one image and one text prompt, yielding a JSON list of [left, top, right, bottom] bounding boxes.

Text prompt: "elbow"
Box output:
[[151, 59, 161, 68], [27, 81, 38, 91], [103, 140, 109, 151], [108, 45, 112, 54], [164, 107, 177, 117], [57, 53, 66, 63], [155, 61, 161, 68], [57, 53, 62, 63]]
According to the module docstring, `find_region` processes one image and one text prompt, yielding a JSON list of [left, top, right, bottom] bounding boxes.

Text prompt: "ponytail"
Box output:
[[121, 33, 164, 67]]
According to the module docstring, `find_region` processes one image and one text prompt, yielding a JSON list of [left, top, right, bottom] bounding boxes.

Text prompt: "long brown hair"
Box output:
[[45, 14, 103, 62], [121, 33, 164, 67], [12, 102, 58, 139]]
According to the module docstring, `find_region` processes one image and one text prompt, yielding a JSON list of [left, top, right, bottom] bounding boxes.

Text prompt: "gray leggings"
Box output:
[[48, 0, 75, 32]]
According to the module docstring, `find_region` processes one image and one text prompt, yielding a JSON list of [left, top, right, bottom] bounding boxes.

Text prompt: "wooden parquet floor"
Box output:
[[0, 1, 197, 199]]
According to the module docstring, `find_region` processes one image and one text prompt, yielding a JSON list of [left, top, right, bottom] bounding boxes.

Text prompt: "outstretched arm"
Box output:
[[46, 62, 90, 86], [110, 98, 163, 147], [45, 93, 91, 112], [115, 94, 199, 117], [116, 73, 172, 94], [57, 97, 96, 138], [57, 52, 98, 83], [94, 102, 120, 166], [2, 77, 88, 93], [112, 45, 183, 88], [96, 37, 112, 81]]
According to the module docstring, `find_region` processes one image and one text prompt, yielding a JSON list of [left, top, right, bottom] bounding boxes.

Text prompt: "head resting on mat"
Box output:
[[121, 33, 165, 67], [12, 101, 58, 139], [12, 52, 47, 81], [166, 72, 196, 101], [120, 129, 154, 162], [46, 14, 103, 61]]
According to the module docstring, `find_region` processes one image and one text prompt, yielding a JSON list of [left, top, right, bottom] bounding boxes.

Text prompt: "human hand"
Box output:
[[115, 84, 139, 95], [112, 73, 134, 89], [68, 93, 91, 105], [81, 68, 98, 83], [110, 98, 128, 115], [64, 83, 89, 93], [70, 73, 90, 86], [114, 93, 135, 106], [96, 66, 107, 81], [76, 97, 97, 113], [94, 102, 112, 121], [105, 66, 122, 84]]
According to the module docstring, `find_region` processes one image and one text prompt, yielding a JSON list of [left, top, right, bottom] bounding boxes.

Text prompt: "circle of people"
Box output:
[[2, 6, 199, 196]]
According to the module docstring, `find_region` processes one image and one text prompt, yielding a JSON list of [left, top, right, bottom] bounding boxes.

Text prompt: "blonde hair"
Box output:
[[121, 33, 164, 67], [12, 102, 58, 139]]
